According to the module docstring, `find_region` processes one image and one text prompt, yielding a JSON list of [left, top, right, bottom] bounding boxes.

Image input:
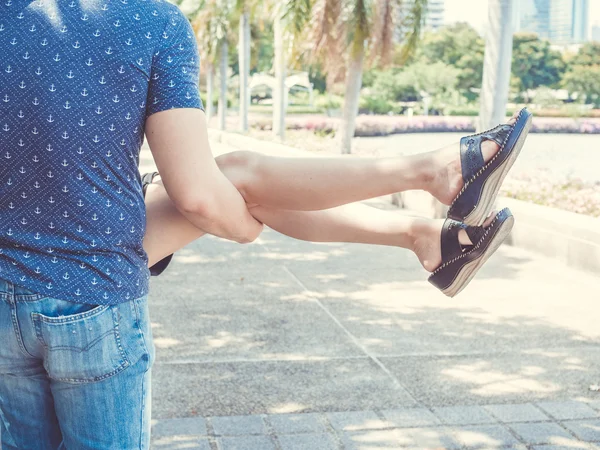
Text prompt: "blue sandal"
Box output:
[[447, 108, 532, 226], [429, 208, 514, 297]]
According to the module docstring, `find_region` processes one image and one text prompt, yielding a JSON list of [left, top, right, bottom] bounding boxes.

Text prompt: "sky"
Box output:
[[444, 0, 600, 38]]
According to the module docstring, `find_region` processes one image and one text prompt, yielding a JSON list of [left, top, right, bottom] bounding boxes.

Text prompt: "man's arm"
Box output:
[[145, 108, 263, 244]]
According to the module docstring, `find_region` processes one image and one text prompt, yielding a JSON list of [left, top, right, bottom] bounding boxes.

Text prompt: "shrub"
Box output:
[[314, 93, 343, 111], [359, 93, 394, 115]]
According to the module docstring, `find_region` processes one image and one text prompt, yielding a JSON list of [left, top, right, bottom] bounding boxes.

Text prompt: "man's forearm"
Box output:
[[177, 171, 263, 244]]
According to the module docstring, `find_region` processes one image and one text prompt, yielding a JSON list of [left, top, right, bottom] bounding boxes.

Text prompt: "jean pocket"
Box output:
[[32, 303, 131, 383]]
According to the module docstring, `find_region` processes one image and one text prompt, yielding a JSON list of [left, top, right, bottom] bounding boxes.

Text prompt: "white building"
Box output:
[[592, 23, 600, 41], [513, 0, 589, 44], [396, 0, 446, 40]]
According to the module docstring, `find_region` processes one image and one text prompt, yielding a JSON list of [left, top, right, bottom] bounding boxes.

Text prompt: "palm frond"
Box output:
[[309, 0, 346, 86], [369, 0, 397, 66], [282, 0, 314, 36], [347, 0, 370, 57], [397, 0, 427, 65], [191, 0, 234, 65]]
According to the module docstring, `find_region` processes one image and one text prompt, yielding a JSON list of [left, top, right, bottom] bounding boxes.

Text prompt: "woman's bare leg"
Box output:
[[143, 180, 483, 273], [143, 112, 518, 270], [216, 114, 519, 211]]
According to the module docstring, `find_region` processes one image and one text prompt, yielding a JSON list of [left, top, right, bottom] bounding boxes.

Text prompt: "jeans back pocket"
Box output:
[[32, 303, 131, 383]]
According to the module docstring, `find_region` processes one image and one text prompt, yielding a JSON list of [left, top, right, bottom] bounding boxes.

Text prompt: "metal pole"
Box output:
[[239, 11, 250, 132], [273, 12, 285, 139], [218, 39, 228, 131], [478, 0, 514, 131]]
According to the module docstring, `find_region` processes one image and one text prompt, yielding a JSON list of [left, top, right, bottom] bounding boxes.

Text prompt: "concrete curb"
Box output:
[[208, 128, 600, 276]]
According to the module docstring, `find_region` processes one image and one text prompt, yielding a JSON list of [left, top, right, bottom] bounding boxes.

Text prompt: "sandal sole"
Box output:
[[429, 209, 514, 298], [461, 110, 532, 226]]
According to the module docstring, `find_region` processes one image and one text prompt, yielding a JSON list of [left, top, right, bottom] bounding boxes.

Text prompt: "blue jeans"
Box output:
[[0, 278, 155, 449]]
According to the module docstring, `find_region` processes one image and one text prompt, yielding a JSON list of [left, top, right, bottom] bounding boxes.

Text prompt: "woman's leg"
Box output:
[[143, 179, 480, 273], [143, 113, 518, 270], [215, 114, 519, 211]]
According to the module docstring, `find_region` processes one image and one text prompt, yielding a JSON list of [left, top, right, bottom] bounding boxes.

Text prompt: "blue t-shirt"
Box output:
[[0, 0, 204, 305]]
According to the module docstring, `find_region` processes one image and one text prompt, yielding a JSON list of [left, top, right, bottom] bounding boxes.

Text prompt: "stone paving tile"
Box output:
[[536, 401, 600, 421], [151, 436, 211, 450], [151, 417, 208, 437], [210, 415, 266, 436], [277, 432, 339, 450], [326, 411, 390, 431], [531, 444, 593, 450], [397, 426, 462, 449], [432, 405, 498, 425], [562, 420, 600, 442], [589, 401, 600, 412], [217, 435, 276, 450], [484, 403, 551, 423], [450, 424, 522, 449], [379, 408, 441, 428], [268, 413, 327, 434], [509, 422, 575, 445], [341, 429, 406, 449]]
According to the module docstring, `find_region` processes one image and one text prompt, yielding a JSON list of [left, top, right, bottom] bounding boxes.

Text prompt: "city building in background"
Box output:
[[396, 0, 445, 41], [513, 0, 589, 45], [592, 23, 600, 41], [424, 0, 446, 32]]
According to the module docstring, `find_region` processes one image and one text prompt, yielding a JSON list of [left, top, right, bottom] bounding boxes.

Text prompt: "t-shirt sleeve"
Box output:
[[145, 9, 204, 118]]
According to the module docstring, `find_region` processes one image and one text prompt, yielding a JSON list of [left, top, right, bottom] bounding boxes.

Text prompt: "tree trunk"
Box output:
[[218, 39, 228, 131], [478, 0, 514, 131], [239, 10, 251, 132], [273, 13, 286, 139], [206, 63, 215, 123], [338, 45, 365, 154]]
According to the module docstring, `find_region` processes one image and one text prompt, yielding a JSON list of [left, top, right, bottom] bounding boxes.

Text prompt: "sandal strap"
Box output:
[[460, 124, 512, 183], [463, 223, 485, 244], [441, 218, 465, 262], [441, 219, 485, 262], [141, 171, 159, 185]]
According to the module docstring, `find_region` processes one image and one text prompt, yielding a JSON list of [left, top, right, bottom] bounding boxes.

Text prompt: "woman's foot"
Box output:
[[427, 111, 521, 206], [412, 213, 496, 273]]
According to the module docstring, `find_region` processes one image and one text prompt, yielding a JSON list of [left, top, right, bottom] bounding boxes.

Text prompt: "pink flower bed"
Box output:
[[501, 173, 600, 218], [250, 115, 600, 136]]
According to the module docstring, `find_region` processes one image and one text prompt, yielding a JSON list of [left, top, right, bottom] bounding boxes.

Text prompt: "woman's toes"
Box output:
[[482, 210, 497, 228], [458, 211, 497, 246], [508, 109, 520, 125]]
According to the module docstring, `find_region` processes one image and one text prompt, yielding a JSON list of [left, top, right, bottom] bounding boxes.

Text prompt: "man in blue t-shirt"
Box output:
[[0, 1, 260, 447]]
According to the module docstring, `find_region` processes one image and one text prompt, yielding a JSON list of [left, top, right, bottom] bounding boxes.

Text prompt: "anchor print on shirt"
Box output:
[[0, 2, 203, 303]]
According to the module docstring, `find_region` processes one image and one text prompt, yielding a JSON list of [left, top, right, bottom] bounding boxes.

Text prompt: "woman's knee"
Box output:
[[215, 150, 261, 199]]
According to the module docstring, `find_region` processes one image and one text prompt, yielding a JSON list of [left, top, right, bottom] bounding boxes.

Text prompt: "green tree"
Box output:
[[286, 0, 428, 153], [562, 65, 600, 107], [562, 43, 600, 107], [569, 42, 600, 67], [369, 69, 418, 102], [187, 0, 235, 128], [232, 0, 265, 132], [398, 59, 460, 110], [511, 33, 566, 102], [418, 22, 484, 101]]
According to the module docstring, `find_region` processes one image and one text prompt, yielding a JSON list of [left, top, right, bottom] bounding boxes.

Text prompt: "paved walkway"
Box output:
[[138, 141, 600, 450]]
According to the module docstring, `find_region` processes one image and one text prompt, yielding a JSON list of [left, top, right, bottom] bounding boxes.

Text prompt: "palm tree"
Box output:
[[273, 4, 286, 139], [189, 0, 234, 130], [270, 0, 314, 139], [286, 0, 427, 153], [478, 0, 514, 131], [234, 1, 258, 132]]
